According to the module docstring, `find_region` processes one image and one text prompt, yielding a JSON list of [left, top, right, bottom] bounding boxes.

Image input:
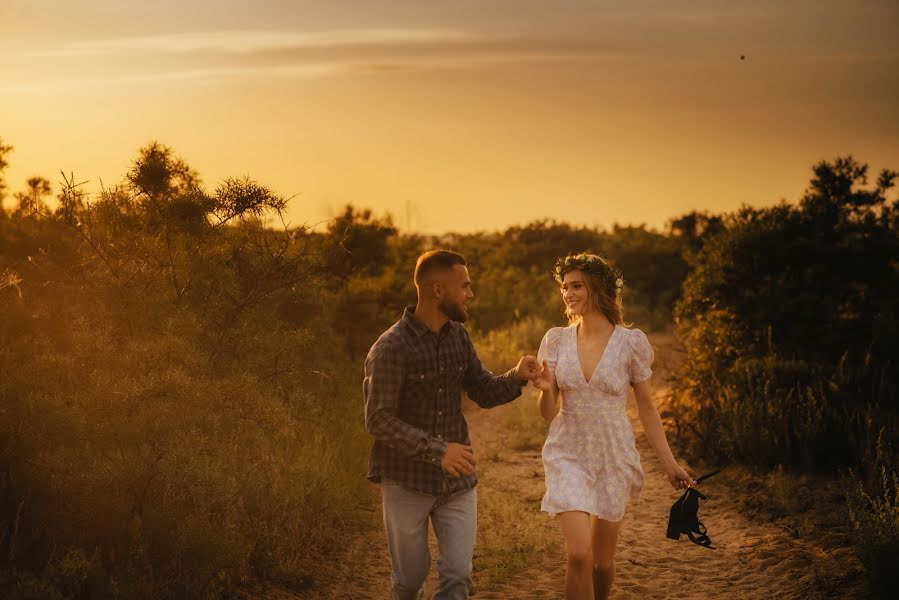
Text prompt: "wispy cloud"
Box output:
[[3, 48, 613, 94], [0, 27, 615, 92], [0, 28, 620, 93], [42, 29, 479, 57]]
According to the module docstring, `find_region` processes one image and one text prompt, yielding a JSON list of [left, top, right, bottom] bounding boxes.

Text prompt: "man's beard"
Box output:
[[438, 297, 468, 322]]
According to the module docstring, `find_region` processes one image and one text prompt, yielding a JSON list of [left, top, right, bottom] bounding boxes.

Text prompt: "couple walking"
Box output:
[[363, 250, 693, 600]]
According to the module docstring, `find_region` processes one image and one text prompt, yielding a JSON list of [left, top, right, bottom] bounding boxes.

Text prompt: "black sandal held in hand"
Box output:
[[666, 469, 720, 549]]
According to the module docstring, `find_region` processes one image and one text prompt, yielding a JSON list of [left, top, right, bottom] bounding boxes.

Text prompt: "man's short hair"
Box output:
[[414, 250, 467, 287]]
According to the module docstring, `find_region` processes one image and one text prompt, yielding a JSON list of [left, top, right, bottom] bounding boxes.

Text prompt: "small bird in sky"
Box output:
[[740, 55, 746, 60]]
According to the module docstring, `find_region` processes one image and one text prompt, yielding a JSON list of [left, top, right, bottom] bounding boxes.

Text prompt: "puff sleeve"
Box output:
[[628, 328, 654, 384], [537, 327, 563, 371]]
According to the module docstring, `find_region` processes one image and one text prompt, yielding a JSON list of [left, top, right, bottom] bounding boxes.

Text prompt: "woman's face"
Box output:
[[560, 270, 591, 316]]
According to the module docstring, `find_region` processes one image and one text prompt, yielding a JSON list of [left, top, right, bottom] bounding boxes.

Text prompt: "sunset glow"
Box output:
[[2, 0, 897, 232]]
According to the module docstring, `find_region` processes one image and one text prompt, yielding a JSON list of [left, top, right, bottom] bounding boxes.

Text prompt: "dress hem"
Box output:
[[541, 507, 625, 523]]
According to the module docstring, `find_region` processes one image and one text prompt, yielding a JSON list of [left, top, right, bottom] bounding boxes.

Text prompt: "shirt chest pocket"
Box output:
[[444, 359, 466, 387], [405, 371, 433, 397], [398, 371, 432, 421]]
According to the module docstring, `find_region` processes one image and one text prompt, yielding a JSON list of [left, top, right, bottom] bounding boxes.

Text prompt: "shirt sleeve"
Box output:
[[628, 328, 654, 384], [537, 327, 562, 371], [363, 341, 447, 465], [460, 327, 524, 409]]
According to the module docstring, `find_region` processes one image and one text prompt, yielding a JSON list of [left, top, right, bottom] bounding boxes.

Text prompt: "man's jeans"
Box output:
[[381, 481, 477, 600]]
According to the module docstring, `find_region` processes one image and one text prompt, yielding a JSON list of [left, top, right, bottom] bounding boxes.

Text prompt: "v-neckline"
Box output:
[[572, 323, 619, 385]]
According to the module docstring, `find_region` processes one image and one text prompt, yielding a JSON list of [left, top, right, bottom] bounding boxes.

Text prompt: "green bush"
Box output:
[[673, 157, 898, 471]]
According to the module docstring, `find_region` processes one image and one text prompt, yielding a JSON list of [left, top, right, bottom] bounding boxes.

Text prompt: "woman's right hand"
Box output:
[[532, 360, 556, 393]]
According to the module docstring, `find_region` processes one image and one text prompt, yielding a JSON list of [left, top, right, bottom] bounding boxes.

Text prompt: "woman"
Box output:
[[532, 253, 693, 600]]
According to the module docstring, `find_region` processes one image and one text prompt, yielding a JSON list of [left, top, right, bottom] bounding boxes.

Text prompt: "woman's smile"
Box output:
[[565, 297, 585, 311]]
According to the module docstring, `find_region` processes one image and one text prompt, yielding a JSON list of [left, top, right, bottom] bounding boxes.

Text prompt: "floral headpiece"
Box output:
[[552, 253, 624, 291]]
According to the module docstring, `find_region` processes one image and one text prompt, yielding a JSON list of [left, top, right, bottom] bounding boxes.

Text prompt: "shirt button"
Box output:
[[438, 388, 442, 393]]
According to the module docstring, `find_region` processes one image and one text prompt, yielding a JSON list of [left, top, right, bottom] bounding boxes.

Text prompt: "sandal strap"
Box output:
[[686, 529, 716, 550], [695, 469, 720, 485]]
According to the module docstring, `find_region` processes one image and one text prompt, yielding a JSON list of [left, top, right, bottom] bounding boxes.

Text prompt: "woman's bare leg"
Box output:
[[558, 511, 595, 600], [591, 518, 621, 600]]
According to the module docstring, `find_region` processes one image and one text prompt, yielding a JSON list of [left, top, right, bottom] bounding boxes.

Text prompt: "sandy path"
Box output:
[[469, 398, 854, 600], [306, 332, 867, 600]]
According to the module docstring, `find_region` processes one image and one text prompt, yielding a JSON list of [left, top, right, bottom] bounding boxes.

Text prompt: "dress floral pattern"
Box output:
[[537, 323, 654, 522]]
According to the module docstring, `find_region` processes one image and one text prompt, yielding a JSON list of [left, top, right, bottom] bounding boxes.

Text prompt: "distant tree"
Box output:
[[212, 176, 286, 227], [0, 137, 12, 209], [12, 176, 52, 218], [496, 220, 601, 272], [55, 171, 88, 226], [679, 156, 898, 365], [326, 205, 398, 278], [127, 141, 205, 234], [319, 205, 403, 356], [668, 210, 726, 257], [58, 142, 311, 344], [604, 224, 689, 325], [802, 156, 897, 222]]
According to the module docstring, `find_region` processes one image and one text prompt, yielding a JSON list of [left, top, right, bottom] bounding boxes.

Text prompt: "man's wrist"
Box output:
[[511, 368, 529, 386], [425, 436, 448, 466]]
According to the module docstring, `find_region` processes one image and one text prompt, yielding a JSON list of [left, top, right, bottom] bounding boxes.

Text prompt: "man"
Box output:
[[363, 250, 540, 600]]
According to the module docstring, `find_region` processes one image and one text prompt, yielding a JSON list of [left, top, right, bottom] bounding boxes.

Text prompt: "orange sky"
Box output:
[[1, 0, 897, 233]]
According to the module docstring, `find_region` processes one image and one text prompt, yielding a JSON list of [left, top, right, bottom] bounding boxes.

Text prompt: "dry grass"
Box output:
[[0, 279, 372, 599], [466, 394, 551, 593]]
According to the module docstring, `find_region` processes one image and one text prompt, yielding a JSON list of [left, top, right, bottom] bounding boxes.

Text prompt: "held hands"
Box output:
[[441, 443, 477, 478], [531, 360, 557, 393], [513, 355, 541, 383], [666, 464, 697, 490]]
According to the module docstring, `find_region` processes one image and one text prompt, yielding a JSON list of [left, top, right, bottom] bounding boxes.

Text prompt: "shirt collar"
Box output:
[[403, 306, 452, 338]]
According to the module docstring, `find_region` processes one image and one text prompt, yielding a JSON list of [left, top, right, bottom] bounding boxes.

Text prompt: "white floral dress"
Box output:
[[537, 323, 654, 522]]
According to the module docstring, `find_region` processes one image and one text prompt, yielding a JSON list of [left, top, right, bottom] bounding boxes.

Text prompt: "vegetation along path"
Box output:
[[306, 332, 866, 599]]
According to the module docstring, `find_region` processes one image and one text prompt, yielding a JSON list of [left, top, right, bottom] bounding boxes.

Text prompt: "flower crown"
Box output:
[[552, 253, 624, 291]]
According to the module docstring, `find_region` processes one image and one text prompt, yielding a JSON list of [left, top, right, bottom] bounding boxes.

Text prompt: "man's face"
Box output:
[[436, 264, 474, 322]]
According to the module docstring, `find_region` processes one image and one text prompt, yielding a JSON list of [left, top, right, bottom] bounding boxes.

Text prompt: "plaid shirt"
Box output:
[[363, 307, 525, 496]]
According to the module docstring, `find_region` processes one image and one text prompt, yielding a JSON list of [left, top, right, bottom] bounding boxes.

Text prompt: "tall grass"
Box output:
[[841, 430, 899, 599], [845, 466, 899, 599], [672, 349, 896, 472]]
